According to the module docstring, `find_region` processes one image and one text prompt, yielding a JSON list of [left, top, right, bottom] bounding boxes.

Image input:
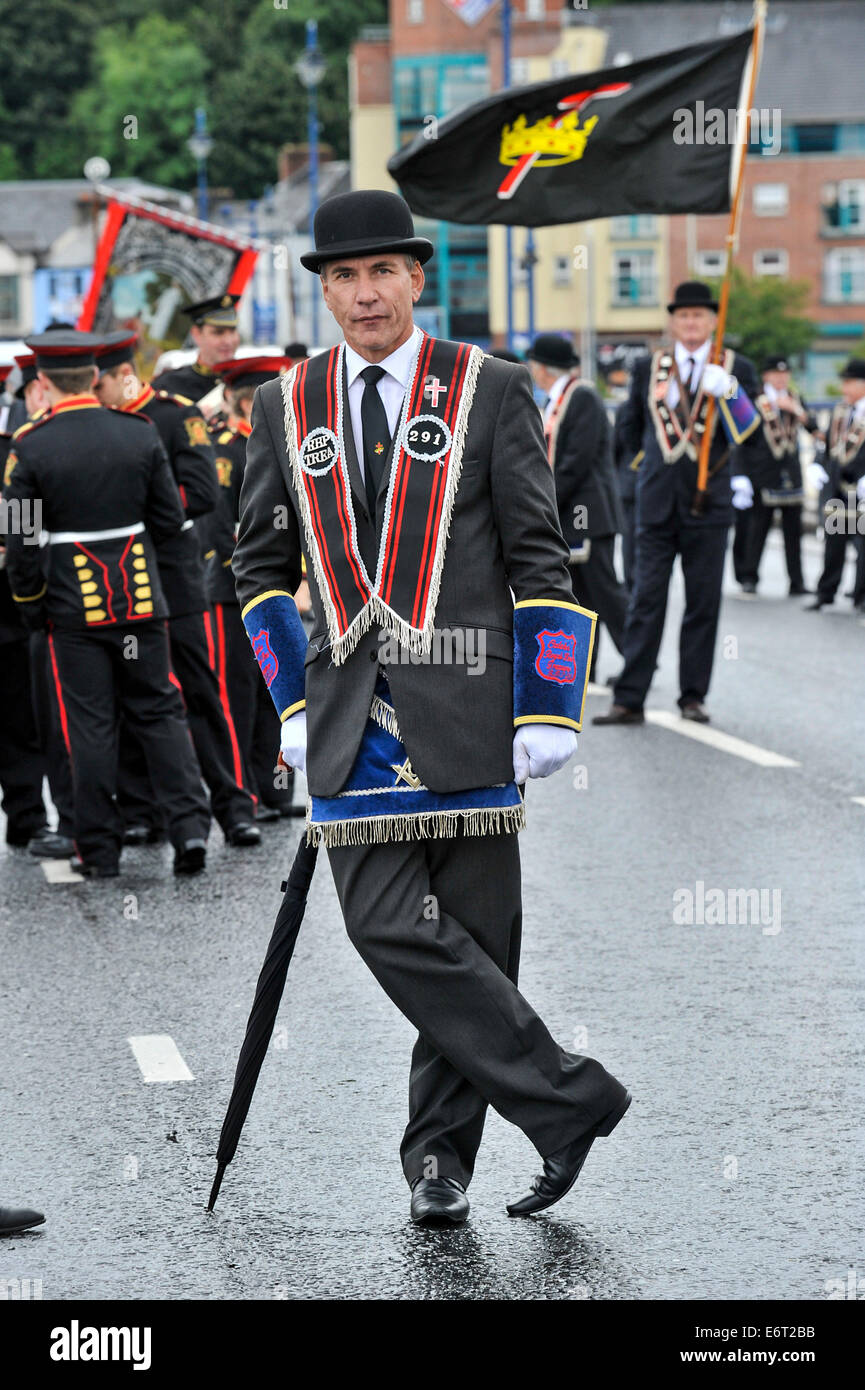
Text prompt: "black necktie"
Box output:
[[360, 365, 391, 518], [685, 356, 697, 402]]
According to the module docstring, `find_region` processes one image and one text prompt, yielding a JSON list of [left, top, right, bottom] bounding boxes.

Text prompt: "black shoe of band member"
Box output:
[[788, 584, 810, 596], [805, 598, 832, 610], [69, 855, 120, 878], [27, 829, 76, 859], [225, 822, 262, 847], [592, 704, 645, 725], [506, 1091, 632, 1217], [254, 804, 280, 823], [410, 1177, 469, 1226], [681, 702, 710, 723], [739, 581, 757, 595], [173, 840, 207, 875], [0, 1205, 45, 1236]]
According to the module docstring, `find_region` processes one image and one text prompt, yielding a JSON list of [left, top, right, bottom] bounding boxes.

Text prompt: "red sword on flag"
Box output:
[[497, 83, 632, 200]]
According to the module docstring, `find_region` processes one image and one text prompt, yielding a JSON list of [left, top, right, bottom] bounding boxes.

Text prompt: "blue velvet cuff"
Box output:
[[240, 589, 307, 722], [513, 599, 596, 733], [719, 384, 759, 445]]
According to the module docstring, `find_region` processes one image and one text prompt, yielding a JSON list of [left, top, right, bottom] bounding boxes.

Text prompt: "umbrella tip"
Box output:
[[207, 1162, 227, 1212]]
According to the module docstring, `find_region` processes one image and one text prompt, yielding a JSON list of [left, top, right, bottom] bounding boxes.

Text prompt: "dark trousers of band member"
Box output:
[[815, 527, 865, 603], [740, 502, 804, 590], [49, 622, 210, 870], [0, 638, 47, 845], [30, 630, 75, 837], [327, 830, 627, 1188], [731, 508, 752, 585], [117, 611, 253, 833], [614, 521, 728, 711], [568, 538, 628, 678], [212, 601, 294, 812]]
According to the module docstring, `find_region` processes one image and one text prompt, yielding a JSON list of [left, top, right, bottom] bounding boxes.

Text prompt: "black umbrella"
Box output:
[[207, 835, 319, 1211]]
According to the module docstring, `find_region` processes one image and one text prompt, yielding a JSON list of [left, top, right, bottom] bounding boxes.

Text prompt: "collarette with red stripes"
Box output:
[[281, 331, 483, 664]]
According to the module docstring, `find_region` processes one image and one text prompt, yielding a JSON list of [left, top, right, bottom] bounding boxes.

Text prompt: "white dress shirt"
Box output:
[[665, 338, 712, 410], [542, 373, 573, 428], [344, 326, 422, 481]]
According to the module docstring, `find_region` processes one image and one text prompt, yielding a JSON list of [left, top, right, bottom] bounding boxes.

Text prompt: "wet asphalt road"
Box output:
[[1, 530, 863, 1301]]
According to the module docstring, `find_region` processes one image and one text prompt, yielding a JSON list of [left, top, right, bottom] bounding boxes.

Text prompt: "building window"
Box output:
[[819, 179, 865, 235], [793, 123, 838, 153], [550, 58, 570, 78], [526, 0, 545, 18], [823, 248, 865, 304], [553, 254, 572, 287], [753, 183, 788, 216], [511, 58, 530, 85], [407, 0, 424, 22], [610, 215, 657, 239], [611, 250, 657, 307], [695, 250, 724, 277], [754, 249, 788, 276], [0, 275, 19, 323]]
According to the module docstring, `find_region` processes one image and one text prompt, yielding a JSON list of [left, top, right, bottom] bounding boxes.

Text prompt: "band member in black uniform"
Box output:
[[593, 282, 761, 726], [94, 334, 260, 847], [208, 356, 307, 819], [739, 354, 816, 596], [527, 334, 628, 680], [4, 331, 211, 877], [151, 294, 240, 404], [2, 358, 75, 858], [807, 358, 865, 612]]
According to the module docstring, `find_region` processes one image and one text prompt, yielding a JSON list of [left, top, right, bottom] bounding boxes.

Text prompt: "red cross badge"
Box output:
[[424, 375, 447, 407], [374, 441, 385, 455]]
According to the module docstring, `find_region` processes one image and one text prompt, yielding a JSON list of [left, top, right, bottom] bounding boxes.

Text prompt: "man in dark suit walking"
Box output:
[[593, 282, 760, 726], [527, 333, 628, 680], [233, 191, 630, 1226]]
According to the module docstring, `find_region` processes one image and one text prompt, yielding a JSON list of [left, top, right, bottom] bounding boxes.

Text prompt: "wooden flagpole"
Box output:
[[691, 0, 767, 515]]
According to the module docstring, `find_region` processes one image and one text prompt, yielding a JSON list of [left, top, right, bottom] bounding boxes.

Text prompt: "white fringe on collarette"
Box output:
[[306, 801, 526, 848], [369, 694, 401, 740], [282, 342, 485, 666]]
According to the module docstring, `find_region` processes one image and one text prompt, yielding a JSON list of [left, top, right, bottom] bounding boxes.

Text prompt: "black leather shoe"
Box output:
[[592, 704, 644, 725], [27, 829, 75, 859], [173, 840, 207, 875], [805, 598, 831, 610], [410, 1177, 469, 1227], [739, 581, 757, 595], [254, 804, 280, 823], [788, 584, 809, 596], [225, 822, 262, 847], [70, 856, 119, 878], [0, 1205, 45, 1236], [507, 1091, 632, 1218], [279, 804, 308, 818], [681, 702, 710, 723], [123, 825, 165, 846]]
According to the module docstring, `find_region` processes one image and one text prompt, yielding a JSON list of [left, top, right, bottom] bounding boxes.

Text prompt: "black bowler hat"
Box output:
[[24, 330, 103, 370], [840, 357, 865, 380], [94, 330, 138, 372], [761, 354, 790, 374], [180, 293, 240, 327], [526, 334, 580, 371], [299, 190, 434, 274], [488, 348, 522, 363], [666, 281, 718, 314]]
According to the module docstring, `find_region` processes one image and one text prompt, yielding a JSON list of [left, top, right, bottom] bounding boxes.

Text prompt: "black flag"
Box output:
[[388, 29, 753, 227]]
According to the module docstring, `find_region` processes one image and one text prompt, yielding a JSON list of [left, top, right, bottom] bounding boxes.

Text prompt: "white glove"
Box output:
[[512, 725, 577, 784], [701, 363, 736, 399], [278, 710, 307, 773], [857, 476, 865, 501], [730, 474, 753, 510], [808, 462, 829, 490]]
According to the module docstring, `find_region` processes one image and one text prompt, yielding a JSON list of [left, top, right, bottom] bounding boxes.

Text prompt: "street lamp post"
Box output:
[[187, 107, 213, 223], [295, 19, 326, 347]]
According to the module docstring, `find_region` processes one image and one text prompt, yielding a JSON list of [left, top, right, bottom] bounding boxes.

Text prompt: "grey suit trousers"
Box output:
[[327, 828, 626, 1188]]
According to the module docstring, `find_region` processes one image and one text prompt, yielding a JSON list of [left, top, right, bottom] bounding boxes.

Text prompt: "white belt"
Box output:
[[47, 522, 145, 546]]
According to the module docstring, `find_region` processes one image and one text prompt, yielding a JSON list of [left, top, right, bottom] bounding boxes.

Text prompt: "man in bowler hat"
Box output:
[[233, 190, 631, 1226], [594, 281, 760, 726], [807, 358, 865, 612]]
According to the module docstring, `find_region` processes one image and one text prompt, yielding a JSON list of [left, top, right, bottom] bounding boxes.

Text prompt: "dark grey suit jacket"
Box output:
[[232, 346, 575, 798], [552, 382, 624, 542]]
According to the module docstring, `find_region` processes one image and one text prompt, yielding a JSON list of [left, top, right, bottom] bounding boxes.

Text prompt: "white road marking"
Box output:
[[644, 711, 799, 767], [586, 682, 608, 697], [851, 797, 865, 808], [128, 1034, 194, 1084], [40, 860, 83, 885]]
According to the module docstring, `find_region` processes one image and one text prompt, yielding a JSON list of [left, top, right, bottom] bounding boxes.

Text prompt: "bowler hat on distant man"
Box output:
[[526, 334, 580, 371], [666, 281, 719, 314], [840, 357, 865, 380], [300, 191, 434, 274], [761, 354, 790, 374]]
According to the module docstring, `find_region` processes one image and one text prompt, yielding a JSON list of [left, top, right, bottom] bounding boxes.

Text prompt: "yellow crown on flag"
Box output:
[[499, 111, 599, 167]]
